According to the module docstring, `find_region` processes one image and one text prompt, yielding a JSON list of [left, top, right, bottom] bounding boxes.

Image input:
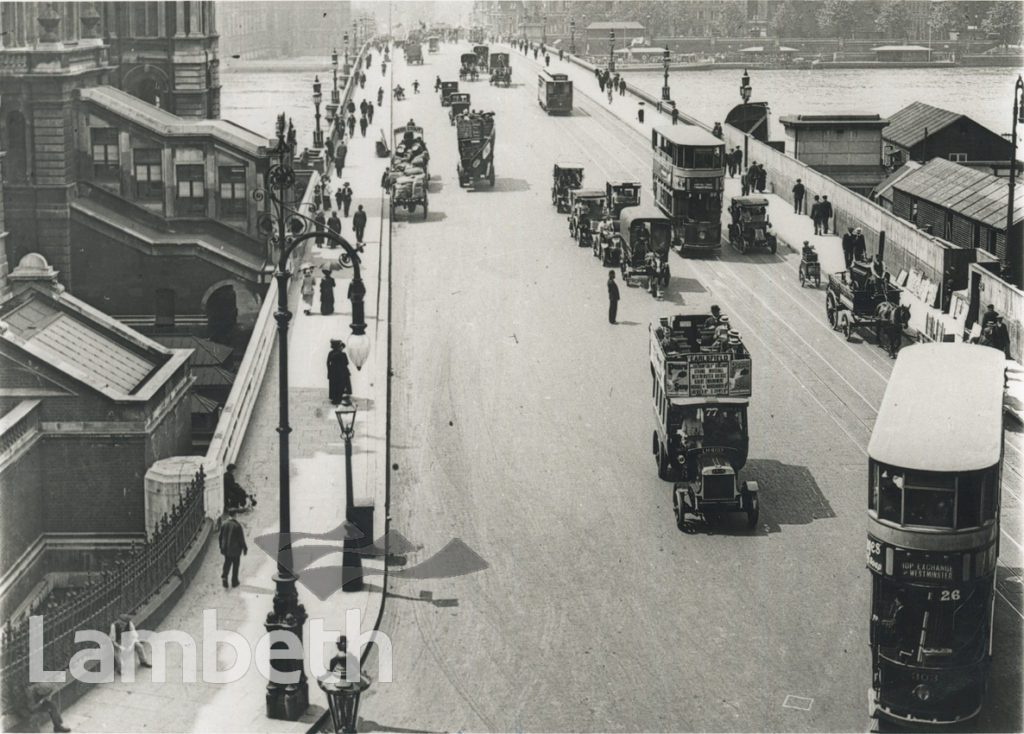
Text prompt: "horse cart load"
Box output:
[[405, 42, 423, 64], [489, 52, 511, 86], [567, 188, 607, 249], [551, 162, 583, 213], [826, 262, 907, 356], [649, 313, 759, 531], [459, 53, 479, 81], [455, 111, 496, 188]]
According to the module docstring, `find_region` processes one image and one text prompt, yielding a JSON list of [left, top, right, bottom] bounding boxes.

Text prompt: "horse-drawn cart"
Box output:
[[826, 262, 907, 356]]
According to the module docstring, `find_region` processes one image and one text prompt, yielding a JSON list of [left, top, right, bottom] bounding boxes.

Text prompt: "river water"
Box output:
[[621, 66, 1018, 138], [219, 57, 1019, 146]]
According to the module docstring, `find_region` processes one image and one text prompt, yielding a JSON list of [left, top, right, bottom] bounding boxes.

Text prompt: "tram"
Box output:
[[866, 343, 1006, 727], [650, 125, 725, 255], [537, 70, 573, 115]]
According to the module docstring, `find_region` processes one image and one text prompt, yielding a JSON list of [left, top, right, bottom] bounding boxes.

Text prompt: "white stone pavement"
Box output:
[[60, 50, 394, 734]]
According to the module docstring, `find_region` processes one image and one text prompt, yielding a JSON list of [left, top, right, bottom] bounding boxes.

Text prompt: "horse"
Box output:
[[874, 302, 910, 358]]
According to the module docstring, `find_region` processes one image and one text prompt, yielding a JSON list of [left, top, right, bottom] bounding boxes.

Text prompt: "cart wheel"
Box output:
[[799, 267, 806, 287], [815, 275, 821, 288], [746, 494, 760, 529], [488, 168, 495, 186], [657, 445, 672, 480], [661, 266, 670, 288], [826, 293, 838, 329], [842, 314, 852, 341], [423, 198, 429, 220], [769, 238, 777, 255]]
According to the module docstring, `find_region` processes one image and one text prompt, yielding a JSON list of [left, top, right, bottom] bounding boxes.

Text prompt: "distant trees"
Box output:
[[874, 0, 914, 40], [710, 2, 749, 37], [770, 1, 821, 39], [981, 1, 1023, 46], [926, 1, 967, 39], [816, 0, 865, 39]]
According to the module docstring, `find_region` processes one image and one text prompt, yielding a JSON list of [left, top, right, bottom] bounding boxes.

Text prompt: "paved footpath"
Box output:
[[61, 52, 394, 734]]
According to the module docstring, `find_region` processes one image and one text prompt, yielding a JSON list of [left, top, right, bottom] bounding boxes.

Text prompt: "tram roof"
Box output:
[[868, 343, 1006, 471], [653, 124, 724, 148]]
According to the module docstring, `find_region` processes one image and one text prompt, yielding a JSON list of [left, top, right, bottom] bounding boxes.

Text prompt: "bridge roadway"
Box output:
[[356, 44, 1023, 732]]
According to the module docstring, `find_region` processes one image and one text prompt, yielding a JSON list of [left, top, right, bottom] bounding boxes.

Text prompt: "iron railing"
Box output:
[[0, 468, 206, 714]]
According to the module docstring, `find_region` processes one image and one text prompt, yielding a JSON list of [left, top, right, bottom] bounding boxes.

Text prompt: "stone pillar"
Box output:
[[145, 456, 215, 537]]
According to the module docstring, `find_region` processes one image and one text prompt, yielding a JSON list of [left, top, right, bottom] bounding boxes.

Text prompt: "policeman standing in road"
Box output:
[[607, 270, 620, 324]]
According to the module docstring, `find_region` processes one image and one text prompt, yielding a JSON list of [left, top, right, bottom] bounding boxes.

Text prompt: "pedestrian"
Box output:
[[598, 72, 606, 93], [821, 195, 834, 234], [360, 99, 368, 117], [852, 227, 867, 262], [545, 53, 550, 67], [367, 101, 374, 124], [359, 115, 368, 137], [334, 138, 347, 176], [617, 78, 625, 96], [347, 114, 356, 137], [319, 268, 335, 315], [712, 121, 723, 139], [347, 100, 356, 116], [727, 149, 737, 177], [110, 613, 152, 674], [559, 48, 564, 61], [339, 182, 353, 217], [607, 270, 620, 324], [981, 304, 999, 331], [613, 73, 620, 91], [223, 462, 253, 510], [671, 104, 679, 126], [792, 178, 805, 213], [378, 86, 384, 106], [754, 163, 766, 193], [811, 196, 822, 235], [637, 102, 645, 124], [841, 227, 855, 269], [434, 75, 441, 92], [359, 71, 366, 89], [533, 47, 538, 60], [327, 210, 342, 243], [742, 163, 755, 196], [23, 678, 70, 733], [334, 185, 345, 211], [314, 210, 326, 245], [322, 184, 333, 211], [607, 84, 613, 103], [301, 266, 315, 315], [352, 204, 367, 245], [327, 339, 352, 405], [366, 52, 372, 68], [218, 507, 247, 588]]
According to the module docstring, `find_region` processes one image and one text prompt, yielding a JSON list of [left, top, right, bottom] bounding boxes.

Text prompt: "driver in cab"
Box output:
[[678, 408, 704, 451]]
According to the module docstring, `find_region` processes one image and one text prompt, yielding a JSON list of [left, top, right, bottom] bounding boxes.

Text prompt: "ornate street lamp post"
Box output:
[[335, 402, 363, 592], [608, 30, 615, 72], [312, 76, 323, 148], [343, 32, 351, 75], [1006, 74, 1024, 284], [569, 16, 575, 55], [662, 48, 671, 101], [542, 14, 546, 45], [331, 49, 340, 105], [257, 114, 370, 720], [740, 68, 752, 103]]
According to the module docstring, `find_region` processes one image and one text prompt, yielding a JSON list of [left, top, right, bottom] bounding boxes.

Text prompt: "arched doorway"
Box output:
[[205, 285, 238, 345], [123, 67, 170, 110]]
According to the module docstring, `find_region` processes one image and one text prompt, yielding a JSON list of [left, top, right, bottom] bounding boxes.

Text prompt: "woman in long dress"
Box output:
[[300, 267, 315, 315], [319, 269, 335, 315]]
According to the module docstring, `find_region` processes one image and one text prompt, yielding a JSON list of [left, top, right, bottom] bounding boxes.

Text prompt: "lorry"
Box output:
[[649, 313, 759, 530], [455, 111, 495, 188], [405, 42, 424, 65]]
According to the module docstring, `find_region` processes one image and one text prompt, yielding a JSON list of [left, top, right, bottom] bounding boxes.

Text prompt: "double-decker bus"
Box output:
[[651, 125, 725, 255], [867, 343, 1006, 726], [537, 70, 572, 115]]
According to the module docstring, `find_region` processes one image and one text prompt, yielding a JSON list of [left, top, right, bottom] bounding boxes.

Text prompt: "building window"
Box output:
[[134, 149, 163, 199], [132, 1, 159, 36], [219, 166, 247, 217], [949, 153, 967, 162], [91, 128, 120, 179], [176, 164, 205, 215]]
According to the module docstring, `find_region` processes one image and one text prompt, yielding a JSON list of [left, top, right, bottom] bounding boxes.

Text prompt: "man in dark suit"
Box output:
[[218, 509, 248, 588], [607, 270, 620, 324]]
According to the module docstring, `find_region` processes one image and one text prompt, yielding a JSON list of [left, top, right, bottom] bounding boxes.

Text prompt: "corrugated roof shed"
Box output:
[[883, 101, 963, 149], [893, 158, 1024, 229]]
